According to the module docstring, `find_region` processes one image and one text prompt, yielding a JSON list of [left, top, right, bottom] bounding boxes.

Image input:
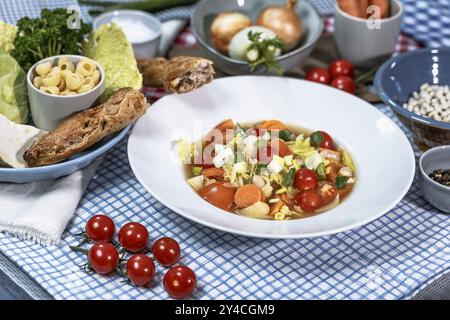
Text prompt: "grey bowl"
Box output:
[[191, 0, 323, 75], [419, 145, 450, 213]]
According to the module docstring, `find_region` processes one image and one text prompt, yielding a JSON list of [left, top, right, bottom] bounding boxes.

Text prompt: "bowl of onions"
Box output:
[[191, 0, 323, 75]]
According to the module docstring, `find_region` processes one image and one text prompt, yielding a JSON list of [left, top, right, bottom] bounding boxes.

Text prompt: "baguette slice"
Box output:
[[24, 88, 148, 167], [138, 56, 215, 94], [164, 56, 214, 93]]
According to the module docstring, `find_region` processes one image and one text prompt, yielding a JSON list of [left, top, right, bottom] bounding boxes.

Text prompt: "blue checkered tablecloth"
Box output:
[[0, 0, 449, 300]]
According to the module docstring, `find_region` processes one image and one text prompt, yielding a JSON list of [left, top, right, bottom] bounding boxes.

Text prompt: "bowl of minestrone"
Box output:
[[128, 76, 415, 238]]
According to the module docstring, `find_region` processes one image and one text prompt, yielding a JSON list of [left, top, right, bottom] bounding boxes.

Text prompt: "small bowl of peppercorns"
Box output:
[[419, 145, 450, 213]]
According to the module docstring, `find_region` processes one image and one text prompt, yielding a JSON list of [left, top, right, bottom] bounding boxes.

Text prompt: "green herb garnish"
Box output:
[[256, 164, 267, 175], [316, 163, 326, 181], [336, 176, 349, 189], [192, 166, 203, 176], [310, 131, 324, 148], [11, 8, 92, 71], [279, 129, 293, 141], [283, 168, 296, 188], [246, 31, 283, 75]]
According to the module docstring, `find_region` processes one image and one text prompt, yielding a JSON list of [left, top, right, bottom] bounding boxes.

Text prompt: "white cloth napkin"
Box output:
[[0, 158, 102, 246]]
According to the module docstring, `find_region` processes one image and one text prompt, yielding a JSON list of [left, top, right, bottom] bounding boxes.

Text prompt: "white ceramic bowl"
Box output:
[[27, 55, 105, 131], [93, 10, 162, 59], [128, 76, 415, 238]]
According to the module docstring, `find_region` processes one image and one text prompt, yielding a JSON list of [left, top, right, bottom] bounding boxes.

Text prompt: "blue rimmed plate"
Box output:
[[0, 126, 130, 183]]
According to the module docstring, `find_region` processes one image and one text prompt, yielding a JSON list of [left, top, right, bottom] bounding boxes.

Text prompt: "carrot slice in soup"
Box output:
[[270, 200, 284, 215], [280, 194, 294, 206], [205, 119, 235, 143], [234, 184, 262, 208], [215, 119, 235, 131], [260, 120, 287, 131], [272, 139, 292, 157]]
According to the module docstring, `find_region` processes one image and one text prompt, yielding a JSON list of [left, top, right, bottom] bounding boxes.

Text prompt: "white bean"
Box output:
[[403, 83, 450, 123]]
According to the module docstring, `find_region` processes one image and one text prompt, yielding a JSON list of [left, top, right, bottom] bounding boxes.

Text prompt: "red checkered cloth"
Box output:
[[142, 17, 422, 101]]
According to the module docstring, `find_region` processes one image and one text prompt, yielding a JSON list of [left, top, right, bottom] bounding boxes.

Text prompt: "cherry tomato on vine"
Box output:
[[152, 237, 181, 267], [329, 59, 354, 79], [163, 266, 197, 299], [88, 243, 119, 275], [305, 67, 331, 85], [310, 131, 335, 150], [85, 215, 115, 243], [294, 168, 318, 191], [126, 254, 155, 286], [295, 191, 323, 212], [118, 222, 149, 252], [331, 76, 356, 94]]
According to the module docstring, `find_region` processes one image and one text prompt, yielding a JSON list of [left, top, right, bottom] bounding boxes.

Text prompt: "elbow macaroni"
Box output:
[[33, 57, 100, 96]]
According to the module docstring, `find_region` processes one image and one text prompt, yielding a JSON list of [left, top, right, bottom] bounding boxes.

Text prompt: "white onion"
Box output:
[[228, 26, 278, 61]]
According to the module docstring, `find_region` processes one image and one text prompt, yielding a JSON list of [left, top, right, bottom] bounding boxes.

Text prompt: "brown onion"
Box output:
[[256, 0, 304, 51], [210, 12, 252, 54]]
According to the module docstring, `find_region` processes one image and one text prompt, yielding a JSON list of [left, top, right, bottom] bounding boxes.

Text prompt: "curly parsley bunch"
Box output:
[[11, 8, 92, 71]]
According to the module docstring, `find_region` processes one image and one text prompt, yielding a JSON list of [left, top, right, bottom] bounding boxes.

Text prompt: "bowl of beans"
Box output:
[[374, 48, 450, 149], [419, 145, 450, 213]]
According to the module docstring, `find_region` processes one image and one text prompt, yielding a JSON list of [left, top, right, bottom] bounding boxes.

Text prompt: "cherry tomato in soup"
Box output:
[[319, 184, 338, 206], [118, 222, 149, 253], [85, 214, 115, 243], [331, 76, 356, 94], [88, 243, 119, 275], [126, 254, 155, 286], [295, 191, 323, 212], [310, 131, 335, 150], [163, 266, 197, 299], [152, 237, 181, 267], [294, 168, 318, 191], [329, 59, 354, 78], [198, 182, 236, 211], [305, 67, 331, 85]]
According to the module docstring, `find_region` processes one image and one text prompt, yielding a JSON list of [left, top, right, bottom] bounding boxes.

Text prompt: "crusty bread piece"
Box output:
[[137, 57, 168, 87], [164, 56, 215, 93], [23, 88, 148, 167], [137, 56, 214, 93]]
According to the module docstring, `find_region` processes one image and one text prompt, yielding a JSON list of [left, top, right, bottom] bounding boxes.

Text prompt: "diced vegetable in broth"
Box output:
[[181, 120, 356, 220]]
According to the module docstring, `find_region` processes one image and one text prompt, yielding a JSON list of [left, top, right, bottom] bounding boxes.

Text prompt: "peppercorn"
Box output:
[[429, 169, 450, 187]]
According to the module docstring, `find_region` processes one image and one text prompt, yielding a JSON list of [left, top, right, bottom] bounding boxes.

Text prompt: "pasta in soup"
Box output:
[[33, 57, 101, 96]]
